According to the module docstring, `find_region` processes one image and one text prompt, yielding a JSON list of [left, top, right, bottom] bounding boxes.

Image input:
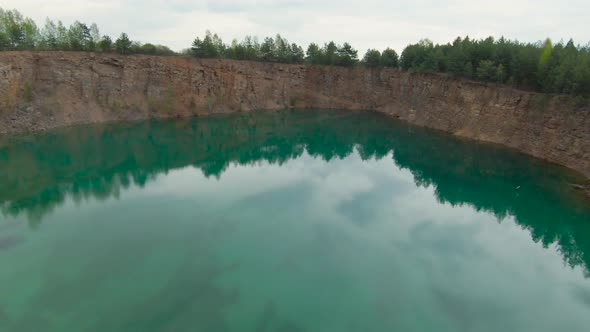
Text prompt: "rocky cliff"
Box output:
[[1, 51, 589, 181]]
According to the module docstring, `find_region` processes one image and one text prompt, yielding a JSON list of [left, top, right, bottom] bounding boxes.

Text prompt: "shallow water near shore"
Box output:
[[1, 109, 590, 332]]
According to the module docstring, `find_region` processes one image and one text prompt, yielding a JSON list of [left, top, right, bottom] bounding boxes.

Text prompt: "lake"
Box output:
[[1, 109, 589, 332]]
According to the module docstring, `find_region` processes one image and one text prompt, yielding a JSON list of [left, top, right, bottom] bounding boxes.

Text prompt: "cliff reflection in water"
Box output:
[[1, 109, 589, 273]]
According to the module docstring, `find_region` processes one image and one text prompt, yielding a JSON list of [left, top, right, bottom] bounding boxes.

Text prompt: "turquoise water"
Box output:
[[1, 110, 590, 332]]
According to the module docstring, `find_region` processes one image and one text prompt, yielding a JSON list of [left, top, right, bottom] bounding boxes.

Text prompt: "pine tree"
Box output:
[[115, 32, 132, 54], [363, 49, 381, 67]]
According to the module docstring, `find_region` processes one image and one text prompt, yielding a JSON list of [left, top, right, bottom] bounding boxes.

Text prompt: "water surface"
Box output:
[[1, 110, 590, 332]]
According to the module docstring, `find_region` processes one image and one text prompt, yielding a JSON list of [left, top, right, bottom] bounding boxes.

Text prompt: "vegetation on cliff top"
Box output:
[[0, 8, 174, 56], [189, 31, 364, 67], [401, 38, 590, 98], [0, 7, 589, 98]]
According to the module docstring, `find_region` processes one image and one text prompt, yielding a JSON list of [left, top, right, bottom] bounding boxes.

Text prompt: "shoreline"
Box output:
[[1, 51, 589, 187]]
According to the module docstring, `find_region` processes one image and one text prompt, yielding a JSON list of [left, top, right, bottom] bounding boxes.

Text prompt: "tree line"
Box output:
[[0, 8, 174, 55], [187, 31, 400, 69], [401, 37, 590, 97], [1, 7, 588, 97], [190, 32, 305, 64], [190, 31, 357, 67]]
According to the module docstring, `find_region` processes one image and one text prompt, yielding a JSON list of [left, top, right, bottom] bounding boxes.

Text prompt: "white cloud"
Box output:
[[2, 0, 589, 53]]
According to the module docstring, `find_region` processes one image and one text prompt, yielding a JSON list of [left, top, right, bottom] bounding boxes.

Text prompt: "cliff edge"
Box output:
[[1, 51, 589, 182]]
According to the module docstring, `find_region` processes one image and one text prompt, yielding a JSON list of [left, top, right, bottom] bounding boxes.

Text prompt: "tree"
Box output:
[[2, 9, 25, 49], [260, 37, 276, 62], [191, 31, 223, 58], [464, 62, 474, 78], [412, 40, 437, 72], [571, 56, 590, 96], [324, 41, 338, 65], [537, 38, 554, 91], [129, 41, 142, 54], [337, 42, 358, 66], [191, 37, 205, 57], [210, 32, 224, 56], [363, 49, 381, 67], [153, 44, 175, 56], [421, 52, 439, 71], [20, 17, 38, 49], [496, 64, 505, 83], [140, 43, 156, 54], [97, 35, 112, 52], [1, 6, 589, 98], [401, 42, 426, 70], [290, 43, 304, 63], [66, 21, 96, 51], [89, 23, 100, 44], [243, 35, 259, 60], [39, 18, 58, 50], [0, 30, 8, 50], [137, 43, 174, 56], [0, 8, 5, 49], [538, 38, 553, 68], [67, 21, 84, 50], [476, 60, 497, 80], [0, 9, 39, 49], [306, 43, 321, 64], [447, 47, 466, 75], [115, 32, 132, 54], [381, 48, 399, 67], [275, 34, 290, 63], [55, 21, 68, 49], [226, 38, 244, 60]]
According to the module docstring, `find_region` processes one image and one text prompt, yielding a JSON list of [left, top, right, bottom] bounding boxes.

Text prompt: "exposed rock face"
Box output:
[[1, 51, 589, 180]]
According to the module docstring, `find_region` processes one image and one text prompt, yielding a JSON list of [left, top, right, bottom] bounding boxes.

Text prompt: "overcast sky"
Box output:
[[3, 0, 589, 53]]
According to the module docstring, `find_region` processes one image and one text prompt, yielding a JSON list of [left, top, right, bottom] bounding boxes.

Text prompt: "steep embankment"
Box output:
[[0, 51, 589, 180]]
